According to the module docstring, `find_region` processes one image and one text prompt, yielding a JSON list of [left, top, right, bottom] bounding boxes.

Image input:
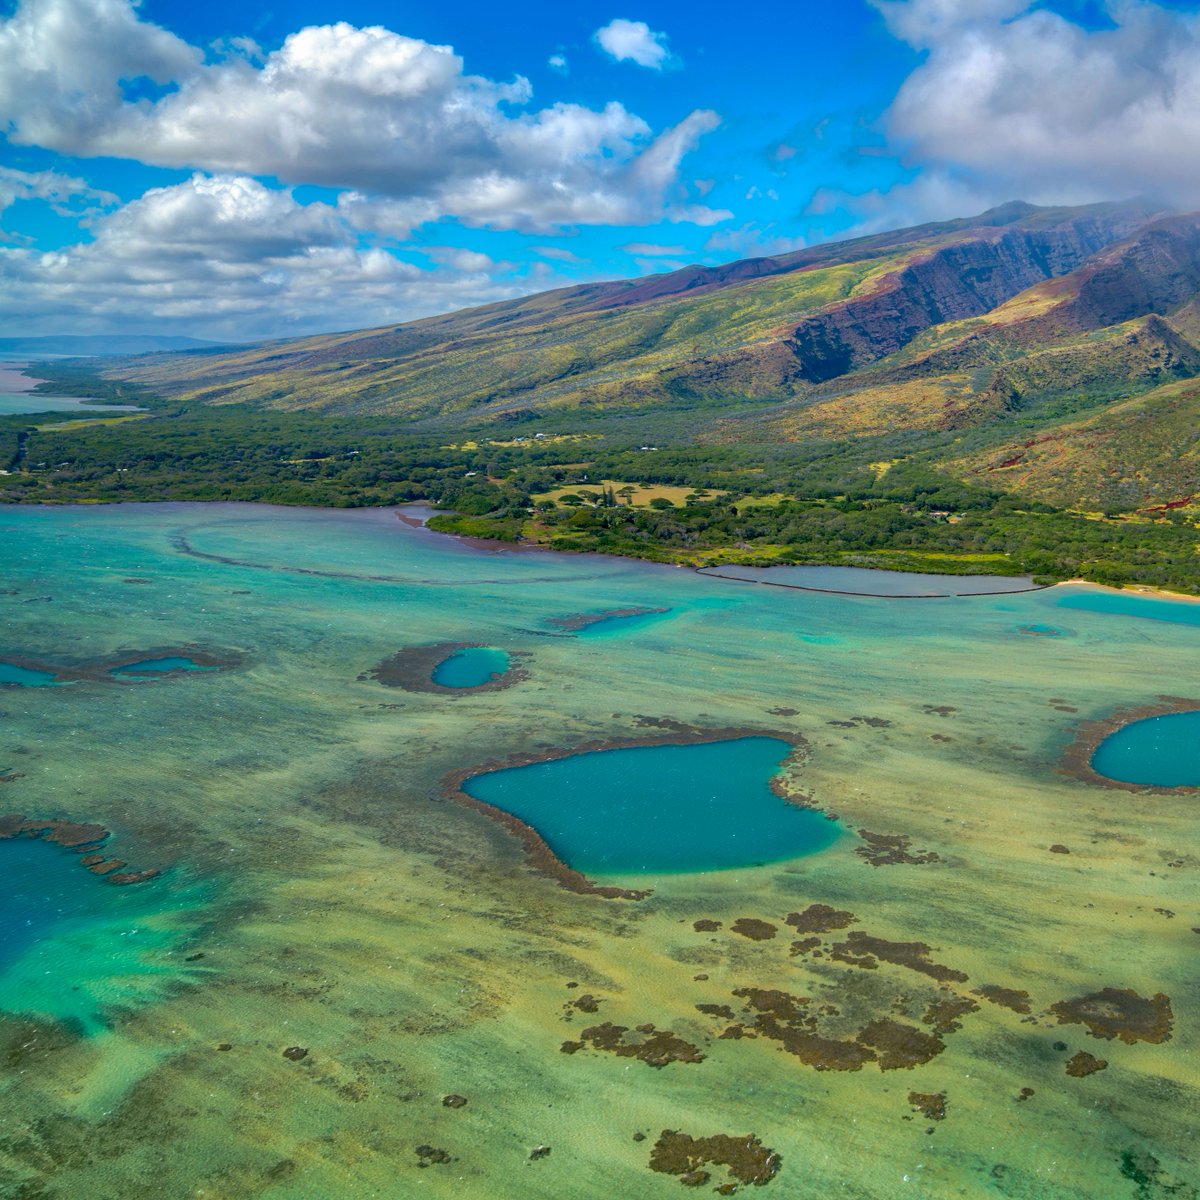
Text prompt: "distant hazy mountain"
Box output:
[[0, 335, 228, 357]]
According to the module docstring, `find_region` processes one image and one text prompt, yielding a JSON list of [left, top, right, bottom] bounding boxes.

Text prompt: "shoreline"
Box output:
[[1057, 577, 1200, 605], [4, 498, 1198, 601]]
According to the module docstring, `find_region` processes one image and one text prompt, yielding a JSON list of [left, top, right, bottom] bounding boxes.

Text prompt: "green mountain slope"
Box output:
[[14, 198, 1200, 593], [98, 201, 1160, 419]]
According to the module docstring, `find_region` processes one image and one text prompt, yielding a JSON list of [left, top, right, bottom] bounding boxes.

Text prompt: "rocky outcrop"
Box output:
[[1056, 216, 1200, 329], [786, 212, 1155, 383]]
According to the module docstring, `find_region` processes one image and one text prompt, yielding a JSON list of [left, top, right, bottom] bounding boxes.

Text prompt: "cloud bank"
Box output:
[[873, 0, 1200, 207], [0, 174, 535, 337], [0, 0, 720, 231]]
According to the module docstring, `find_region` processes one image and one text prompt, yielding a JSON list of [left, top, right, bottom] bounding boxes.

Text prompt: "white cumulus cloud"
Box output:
[[594, 18, 672, 70], [0, 175, 544, 338], [873, 0, 1200, 207], [0, 0, 719, 231], [0, 166, 116, 221]]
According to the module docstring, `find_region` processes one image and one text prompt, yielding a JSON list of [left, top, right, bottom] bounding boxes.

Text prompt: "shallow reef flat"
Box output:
[[0, 503, 1195, 1199]]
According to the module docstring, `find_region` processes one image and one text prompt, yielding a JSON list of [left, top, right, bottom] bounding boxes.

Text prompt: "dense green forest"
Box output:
[[3, 361, 1198, 593]]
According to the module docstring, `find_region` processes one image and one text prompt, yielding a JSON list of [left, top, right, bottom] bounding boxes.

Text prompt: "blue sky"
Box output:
[[2, 0, 1199, 338]]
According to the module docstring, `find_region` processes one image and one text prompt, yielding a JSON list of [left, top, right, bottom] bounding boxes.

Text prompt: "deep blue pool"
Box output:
[[461, 736, 840, 874]]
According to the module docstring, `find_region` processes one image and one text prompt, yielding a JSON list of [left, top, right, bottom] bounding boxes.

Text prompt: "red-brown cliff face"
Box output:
[[786, 212, 1157, 383]]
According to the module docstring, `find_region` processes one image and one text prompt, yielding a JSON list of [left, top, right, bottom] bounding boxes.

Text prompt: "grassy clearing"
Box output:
[[34, 414, 152, 432], [533, 479, 730, 508]]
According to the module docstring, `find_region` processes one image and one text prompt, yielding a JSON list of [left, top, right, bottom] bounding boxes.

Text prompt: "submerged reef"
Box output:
[[1066, 1051, 1109, 1077], [828, 932, 968, 983], [0, 646, 240, 686], [561, 1023, 705, 1068], [854, 830, 941, 867], [1049, 988, 1174, 1044], [362, 643, 529, 695], [710, 985, 947, 1072], [0, 815, 159, 884], [648, 1131, 781, 1190], [545, 606, 669, 632], [785, 904, 858, 934]]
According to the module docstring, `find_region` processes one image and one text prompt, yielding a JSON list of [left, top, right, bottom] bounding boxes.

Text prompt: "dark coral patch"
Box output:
[[785, 904, 857, 934], [693, 919, 722, 932], [855, 830, 940, 867], [1049, 988, 1173, 1044], [727, 987, 875, 1072], [923, 995, 980, 1034], [856, 1019, 945, 1071], [828, 932, 967, 984], [649, 1131, 781, 1188], [789, 937, 821, 956], [974, 985, 1032, 1014], [562, 1023, 705, 1069], [731, 918, 777, 941], [908, 1092, 947, 1121], [696, 1004, 736, 1021], [1065, 1051, 1108, 1077], [363, 642, 529, 696]]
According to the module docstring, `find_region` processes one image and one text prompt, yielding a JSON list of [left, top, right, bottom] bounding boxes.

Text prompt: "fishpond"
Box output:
[[0, 661, 61, 687], [430, 646, 511, 688], [460, 736, 839, 874], [109, 656, 217, 679], [1091, 710, 1200, 788]]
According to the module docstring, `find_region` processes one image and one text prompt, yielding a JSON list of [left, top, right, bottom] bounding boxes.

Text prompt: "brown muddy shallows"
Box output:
[[649, 1131, 781, 1188], [1048, 987, 1174, 1044], [545, 606, 670, 633], [1065, 1051, 1108, 1077], [0, 815, 159, 885], [560, 1022, 705, 1068], [908, 1092, 947, 1121], [0, 646, 241, 686], [1060, 696, 1200, 793], [442, 725, 808, 901], [731, 918, 778, 941], [829, 932, 967, 984], [786, 904, 858, 934], [362, 643, 530, 696], [974, 985, 1033, 1014], [855, 830, 940, 867]]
